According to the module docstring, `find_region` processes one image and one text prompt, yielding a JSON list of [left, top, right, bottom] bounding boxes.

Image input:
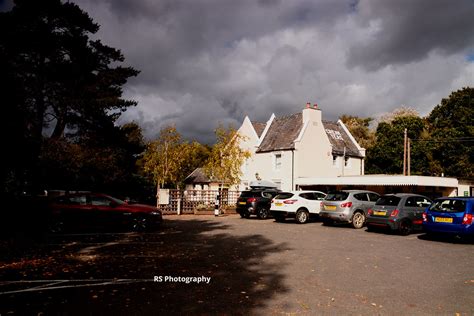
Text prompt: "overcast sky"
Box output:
[[4, 0, 474, 143]]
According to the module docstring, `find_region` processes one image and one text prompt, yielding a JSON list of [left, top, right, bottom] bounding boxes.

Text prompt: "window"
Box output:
[[413, 196, 432, 207], [69, 195, 87, 205], [368, 193, 380, 202], [314, 193, 326, 200], [274, 153, 282, 170], [429, 199, 466, 213], [353, 193, 369, 201], [325, 191, 349, 201], [344, 157, 350, 168], [275, 192, 294, 200], [376, 195, 400, 206], [91, 196, 113, 206], [299, 193, 311, 200]]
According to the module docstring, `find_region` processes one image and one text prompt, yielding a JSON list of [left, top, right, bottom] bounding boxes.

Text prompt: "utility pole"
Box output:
[[403, 128, 407, 176], [407, 137, 411, 176]]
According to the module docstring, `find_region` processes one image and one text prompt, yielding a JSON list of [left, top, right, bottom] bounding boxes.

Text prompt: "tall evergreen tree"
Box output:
[[0, 0, 139, 194]]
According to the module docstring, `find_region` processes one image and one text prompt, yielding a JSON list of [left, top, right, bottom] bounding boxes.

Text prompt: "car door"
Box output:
[[353, 193, 369, 213], [89, 194, 120, 228], [306, 192, 324, 214]]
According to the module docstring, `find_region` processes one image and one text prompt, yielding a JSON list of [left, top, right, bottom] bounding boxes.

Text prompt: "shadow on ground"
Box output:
[[417, 232, 474, 244], [0, 218, 290, 315]]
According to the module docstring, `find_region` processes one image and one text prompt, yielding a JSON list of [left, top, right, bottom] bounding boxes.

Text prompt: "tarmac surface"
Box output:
[[1, 214, 473, 315]]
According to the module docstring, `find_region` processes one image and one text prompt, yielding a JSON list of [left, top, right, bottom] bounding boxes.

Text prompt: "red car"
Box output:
[[48, 193, 162, 232]]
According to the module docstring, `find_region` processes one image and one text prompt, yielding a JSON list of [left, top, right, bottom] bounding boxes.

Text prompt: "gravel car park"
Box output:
[[1, 214, 473, 315]]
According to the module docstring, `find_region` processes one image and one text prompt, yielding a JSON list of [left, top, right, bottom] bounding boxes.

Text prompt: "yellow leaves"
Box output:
[[204, 124, 251, 187]]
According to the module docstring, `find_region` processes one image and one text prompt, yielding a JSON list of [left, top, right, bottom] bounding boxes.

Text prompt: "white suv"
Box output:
[[270, 191, 326, 224]]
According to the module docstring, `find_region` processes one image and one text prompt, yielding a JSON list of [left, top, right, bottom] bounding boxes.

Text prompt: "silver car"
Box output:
[[319, 190, 380, 229]]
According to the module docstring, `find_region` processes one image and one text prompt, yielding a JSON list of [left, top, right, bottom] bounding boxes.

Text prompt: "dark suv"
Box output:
[[236, 189, 280, 219]]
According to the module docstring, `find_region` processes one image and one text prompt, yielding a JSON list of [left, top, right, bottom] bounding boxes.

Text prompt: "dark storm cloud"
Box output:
[[348, 0, 474, 70], [6, 0, 474, 143]]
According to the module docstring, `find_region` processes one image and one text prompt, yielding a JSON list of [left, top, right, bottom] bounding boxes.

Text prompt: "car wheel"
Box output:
[[351, 211, 365, 229], [257, 208, 269, 219], [131, 216, 148, 232], [295, 209, 309, 224], [398, 219, 412, 236]]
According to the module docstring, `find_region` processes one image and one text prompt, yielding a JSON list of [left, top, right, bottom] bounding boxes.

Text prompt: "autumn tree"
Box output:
[[339, 115, 375, 149], [204, 125, 251, 189]]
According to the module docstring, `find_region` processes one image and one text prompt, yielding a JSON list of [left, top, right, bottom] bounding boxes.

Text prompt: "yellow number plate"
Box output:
[[434, 217, 453, 223], [374, 211, 387, 216], [275, 202, 283, 206], [238, 202, 246, 205], [324, 205, 337, 211]]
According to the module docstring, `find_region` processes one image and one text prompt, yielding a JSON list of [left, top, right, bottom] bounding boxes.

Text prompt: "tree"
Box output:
[[0, 0, 138, 194], [339, 115, 375, 149], [366, 114, 431, 175], [204, 125, 251, 189], [142, 126, 186, 189], [427, 87, 474, 178]]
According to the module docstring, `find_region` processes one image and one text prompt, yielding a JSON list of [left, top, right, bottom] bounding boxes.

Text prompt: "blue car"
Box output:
[[422, 197, 474, 237]]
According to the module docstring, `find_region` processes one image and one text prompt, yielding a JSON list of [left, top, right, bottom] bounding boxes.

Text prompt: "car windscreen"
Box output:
[[275, 192, 294, 200], [375, 196, 401, 206], [429, 199, 466, 213], [324, 192, 349, 201]]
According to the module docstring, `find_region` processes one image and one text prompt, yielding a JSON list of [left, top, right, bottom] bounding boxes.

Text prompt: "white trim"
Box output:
[[243, 115, 260, 141], [337, 119, 365, 157], [296, 175, 458, 187], [257, 113, 275, 147], [294, 120, 309, 143]]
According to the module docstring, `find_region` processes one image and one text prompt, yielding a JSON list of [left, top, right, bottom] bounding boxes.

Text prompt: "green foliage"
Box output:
[[427, 87, 474, 178], [366, 115, 430, 175], [204, 125, 251, 188], [339, 115, 375, 149], [0, 0, 139, 195]]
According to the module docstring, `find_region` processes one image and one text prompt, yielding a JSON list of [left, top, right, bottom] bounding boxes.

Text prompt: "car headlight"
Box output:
[[150, 211, 162, 216]]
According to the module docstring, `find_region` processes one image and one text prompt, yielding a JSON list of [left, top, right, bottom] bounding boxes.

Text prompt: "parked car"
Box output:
[[319, 190, 380, 228], [366, 193, 432, 235], [48, 193, 163, 232], [270, 191, 326, 224], [236, 188, 280, 219], [422, 197, 474, 238]]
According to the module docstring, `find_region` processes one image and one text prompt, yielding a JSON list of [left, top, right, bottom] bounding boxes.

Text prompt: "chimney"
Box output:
[[303, 101, 322, 124]]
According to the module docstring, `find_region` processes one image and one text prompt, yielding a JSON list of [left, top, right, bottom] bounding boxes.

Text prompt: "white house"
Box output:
[[237, 103, 366, 191]]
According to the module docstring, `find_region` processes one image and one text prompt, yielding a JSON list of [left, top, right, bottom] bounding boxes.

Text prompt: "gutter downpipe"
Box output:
[[292, 150, 295, 190]]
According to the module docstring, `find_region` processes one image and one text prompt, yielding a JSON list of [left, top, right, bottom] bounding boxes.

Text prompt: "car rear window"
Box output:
[[275, 192, 294, 199], [325, 192, 349, 201], [376, 196, 401, 206], [239, 191, 258, 198], [429, 199, 466, 213]]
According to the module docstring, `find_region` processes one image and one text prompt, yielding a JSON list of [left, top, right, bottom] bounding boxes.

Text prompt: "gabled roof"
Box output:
[[253, 111, 363, 157], [256, 113, 303, 153], [322, 121, 362, 157], [251, 121, 266, 138], [184, 168, 211, 184]]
